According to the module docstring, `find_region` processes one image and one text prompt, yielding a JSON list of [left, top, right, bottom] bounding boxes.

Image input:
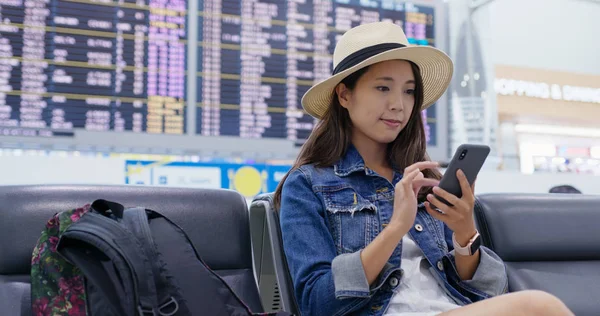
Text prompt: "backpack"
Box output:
[[30, 199, 293, 316]]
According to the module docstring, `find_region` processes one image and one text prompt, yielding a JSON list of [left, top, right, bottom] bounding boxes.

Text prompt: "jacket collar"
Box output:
[[333, 143, 366, 177], [334, 143, 402, 177]]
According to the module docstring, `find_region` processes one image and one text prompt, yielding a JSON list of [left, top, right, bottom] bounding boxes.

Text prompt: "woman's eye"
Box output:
[[376, 86, 390, 92], [405, 89, 415, 95]]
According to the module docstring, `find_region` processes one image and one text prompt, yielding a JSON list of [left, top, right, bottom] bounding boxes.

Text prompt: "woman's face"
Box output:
[[336, 59, 417, 146]]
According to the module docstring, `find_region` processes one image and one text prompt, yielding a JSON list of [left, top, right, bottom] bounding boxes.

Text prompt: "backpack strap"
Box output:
[[58, 211, 160, 316], [91, 199, 125, 219], [122, 207, 182, 315]]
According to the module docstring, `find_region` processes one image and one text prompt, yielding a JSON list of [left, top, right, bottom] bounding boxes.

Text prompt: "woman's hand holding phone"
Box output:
[[424, 169, 478, 244]]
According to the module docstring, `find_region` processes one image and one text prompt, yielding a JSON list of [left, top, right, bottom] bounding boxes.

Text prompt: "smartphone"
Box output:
[[434, 144, 490, 207]]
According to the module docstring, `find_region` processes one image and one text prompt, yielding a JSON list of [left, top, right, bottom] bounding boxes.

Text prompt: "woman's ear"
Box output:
[[335, 83, 351, 109]]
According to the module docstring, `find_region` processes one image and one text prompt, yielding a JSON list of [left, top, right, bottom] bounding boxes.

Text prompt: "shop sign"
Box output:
[[494, 78, 600, 104]]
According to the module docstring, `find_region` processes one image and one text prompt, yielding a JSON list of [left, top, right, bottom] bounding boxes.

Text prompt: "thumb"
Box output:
[[399, 168, 421, 192], [413, 178, 439, 197], [411, 172, 424, 195], [414, 178, 440, 189]]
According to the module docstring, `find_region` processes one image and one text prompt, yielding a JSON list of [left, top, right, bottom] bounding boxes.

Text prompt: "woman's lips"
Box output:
[[381, 119, 401, 128]]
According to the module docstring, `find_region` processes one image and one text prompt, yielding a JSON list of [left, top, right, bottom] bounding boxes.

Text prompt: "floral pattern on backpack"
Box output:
[[31, 204, 91, 316]]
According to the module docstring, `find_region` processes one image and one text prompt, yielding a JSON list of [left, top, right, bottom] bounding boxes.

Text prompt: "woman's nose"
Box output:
[[389, 95, 404, 112]]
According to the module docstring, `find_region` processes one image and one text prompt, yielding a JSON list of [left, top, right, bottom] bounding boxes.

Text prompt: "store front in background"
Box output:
[[494, 65, 600, 175]]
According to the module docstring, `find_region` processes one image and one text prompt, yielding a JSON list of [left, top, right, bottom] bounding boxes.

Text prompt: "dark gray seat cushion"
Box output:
[[475, 193, 600, 316], [0, 185, 263, 313]]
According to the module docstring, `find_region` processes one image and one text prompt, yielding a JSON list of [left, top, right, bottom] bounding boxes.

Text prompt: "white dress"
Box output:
[[383, 234, 461, 316]]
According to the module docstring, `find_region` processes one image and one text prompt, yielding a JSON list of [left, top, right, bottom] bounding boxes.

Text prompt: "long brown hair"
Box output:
[[273, 61, 441, 209]]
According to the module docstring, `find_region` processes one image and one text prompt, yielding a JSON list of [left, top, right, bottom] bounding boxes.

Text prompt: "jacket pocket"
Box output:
[[322, 186, 378, 254]]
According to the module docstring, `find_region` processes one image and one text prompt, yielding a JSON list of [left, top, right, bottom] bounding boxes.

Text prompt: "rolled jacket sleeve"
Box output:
[[331, 252, 400, 299], [459, 246, 509, 296], [331, 251, 370, 297], [442, 224, 509, 302]]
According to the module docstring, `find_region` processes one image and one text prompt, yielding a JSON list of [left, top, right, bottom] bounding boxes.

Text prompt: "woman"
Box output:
[[274, 21, 573, 316]]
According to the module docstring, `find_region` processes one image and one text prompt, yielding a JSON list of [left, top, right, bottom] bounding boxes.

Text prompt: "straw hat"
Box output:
[[302, 21, 454, 119]]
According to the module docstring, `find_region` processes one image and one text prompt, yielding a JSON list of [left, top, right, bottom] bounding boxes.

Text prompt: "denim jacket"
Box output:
[[279, 145, 508, 316]]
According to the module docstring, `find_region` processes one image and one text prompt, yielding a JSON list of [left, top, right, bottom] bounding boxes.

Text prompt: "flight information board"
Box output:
[[196, 0, 437, 145], [0, 0, 440, 148], [0, 0, 187, 137]]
